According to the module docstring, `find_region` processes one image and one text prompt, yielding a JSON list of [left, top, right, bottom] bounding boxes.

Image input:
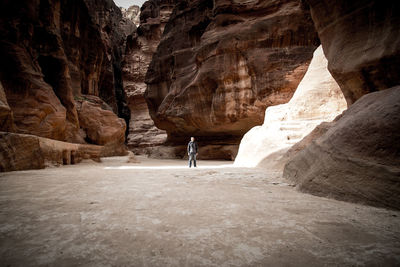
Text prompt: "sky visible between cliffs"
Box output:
[[114, 0, 146, 8]]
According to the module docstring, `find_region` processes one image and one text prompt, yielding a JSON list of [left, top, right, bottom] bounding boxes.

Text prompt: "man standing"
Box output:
[[187, 137, 198, 168]]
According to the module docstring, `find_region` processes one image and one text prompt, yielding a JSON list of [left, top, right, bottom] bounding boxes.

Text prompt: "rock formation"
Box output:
[[121, 5, 141, 26], [305, 0, 400, 104], [0, 0, 133, 171], [234, 46, 347, 170], [0, 0, 131, 143], [282, 0, 400, 209], [284, 87, 400, 210], [122, 1, 175, 154], [144, 0, 320, 157]]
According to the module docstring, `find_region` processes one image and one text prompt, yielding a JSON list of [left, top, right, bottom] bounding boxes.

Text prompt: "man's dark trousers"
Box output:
[[189, 153, 197, 167]]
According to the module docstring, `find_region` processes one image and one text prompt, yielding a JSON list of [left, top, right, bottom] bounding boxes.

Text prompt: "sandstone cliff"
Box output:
[[306, 0, 400, 104], [122, 1, 175, 153], [282, 0, 400, 209], [144, 0, 319, 155], [284, 87, 400, 210], [234, 46, 347, 170], [0, 0, 132, 171], [0, 0, 131, 143]]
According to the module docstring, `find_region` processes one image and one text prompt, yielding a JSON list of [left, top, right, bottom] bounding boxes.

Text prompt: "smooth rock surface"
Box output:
[[284, 86, 400, 210], [305, 0, 400, 104], [234, 46, 347, 170], [145, 0, 319, 145]]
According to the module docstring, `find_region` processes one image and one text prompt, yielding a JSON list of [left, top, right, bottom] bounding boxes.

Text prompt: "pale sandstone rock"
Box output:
[[284, 86, 400, 210], [234, 46, 347, 170]]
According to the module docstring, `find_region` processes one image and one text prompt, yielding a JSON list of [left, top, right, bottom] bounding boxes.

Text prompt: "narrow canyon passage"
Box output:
[[0, 157, 399, 266]]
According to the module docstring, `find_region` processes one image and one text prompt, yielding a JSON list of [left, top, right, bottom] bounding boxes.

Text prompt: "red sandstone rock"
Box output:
[[0, 132, 45, 172], [305, 0, 400, 104], [284, 87, 400, 210], [145, 0, 319, 147], [76, 95, 126, 146], [0, 0, 131, 143], [122, 1, 173, 153]]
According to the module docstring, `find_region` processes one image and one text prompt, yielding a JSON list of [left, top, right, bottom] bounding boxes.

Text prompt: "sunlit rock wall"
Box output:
[[234, 46, 347, 169]]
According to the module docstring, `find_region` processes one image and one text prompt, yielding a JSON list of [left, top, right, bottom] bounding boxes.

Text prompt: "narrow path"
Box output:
[[0, 157, 399, 266]]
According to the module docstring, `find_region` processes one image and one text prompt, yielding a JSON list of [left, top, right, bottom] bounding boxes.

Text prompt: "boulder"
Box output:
[[76, 95, 127, 147], [234, 46, 347, 170], [283, 86, 400, 210]]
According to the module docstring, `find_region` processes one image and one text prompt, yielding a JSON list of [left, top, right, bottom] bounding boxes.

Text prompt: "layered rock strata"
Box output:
[[122, 1, 175, 153], [282, 0, 400, 209], [234, 46, 347, 170], [284, 87, 400, 210], [144, 0, 319, 156], [0, 0, 131, 144]]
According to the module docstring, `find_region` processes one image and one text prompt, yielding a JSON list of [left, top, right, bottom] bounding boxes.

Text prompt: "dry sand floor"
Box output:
[[0, 156, 399, 266]]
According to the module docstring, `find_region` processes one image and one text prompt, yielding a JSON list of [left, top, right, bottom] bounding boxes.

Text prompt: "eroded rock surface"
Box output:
[[306, 0, 400, 104], [284, 87, 400, 210], [76, 95, 126, 147], [0, 0, 131, 143], [122, 1, 174, 152], [145, 0, 319, 153], [234, 46, 347, 170]]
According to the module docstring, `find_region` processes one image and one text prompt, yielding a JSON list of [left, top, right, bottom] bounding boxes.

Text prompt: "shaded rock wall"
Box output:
[[282, 0, 400, 209], [0, 0, 131, 146], [234, 46, 347, 170], [122, 1, 175, 153], [284, 87, 400, 210], [145, 0, 319, 153], [305, 0, 400, 104]]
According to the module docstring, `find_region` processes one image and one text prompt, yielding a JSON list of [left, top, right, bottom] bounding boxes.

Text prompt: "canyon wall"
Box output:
[[122, 1, 175, 154], [0, 0, 133, 171], [305, 0, 400, 105], [144, 0, 319, 157], [282, 0, 400, 209], [234, 46, 347, 170]]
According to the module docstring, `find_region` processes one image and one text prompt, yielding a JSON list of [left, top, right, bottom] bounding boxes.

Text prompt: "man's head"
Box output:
[[191, 137, 195, 142]]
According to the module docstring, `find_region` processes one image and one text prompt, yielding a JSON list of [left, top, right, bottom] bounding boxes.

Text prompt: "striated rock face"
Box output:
[[0, 0, 131, 144], [284, 87, 400, 210], [122, 1, 175, 152], [145, 0, 320, 152], [305, 0, 400, 104], [234, 46, 347, 170]]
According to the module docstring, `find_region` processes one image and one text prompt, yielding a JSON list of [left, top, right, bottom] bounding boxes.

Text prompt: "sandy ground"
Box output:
[[0, 156, 399, 267]]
